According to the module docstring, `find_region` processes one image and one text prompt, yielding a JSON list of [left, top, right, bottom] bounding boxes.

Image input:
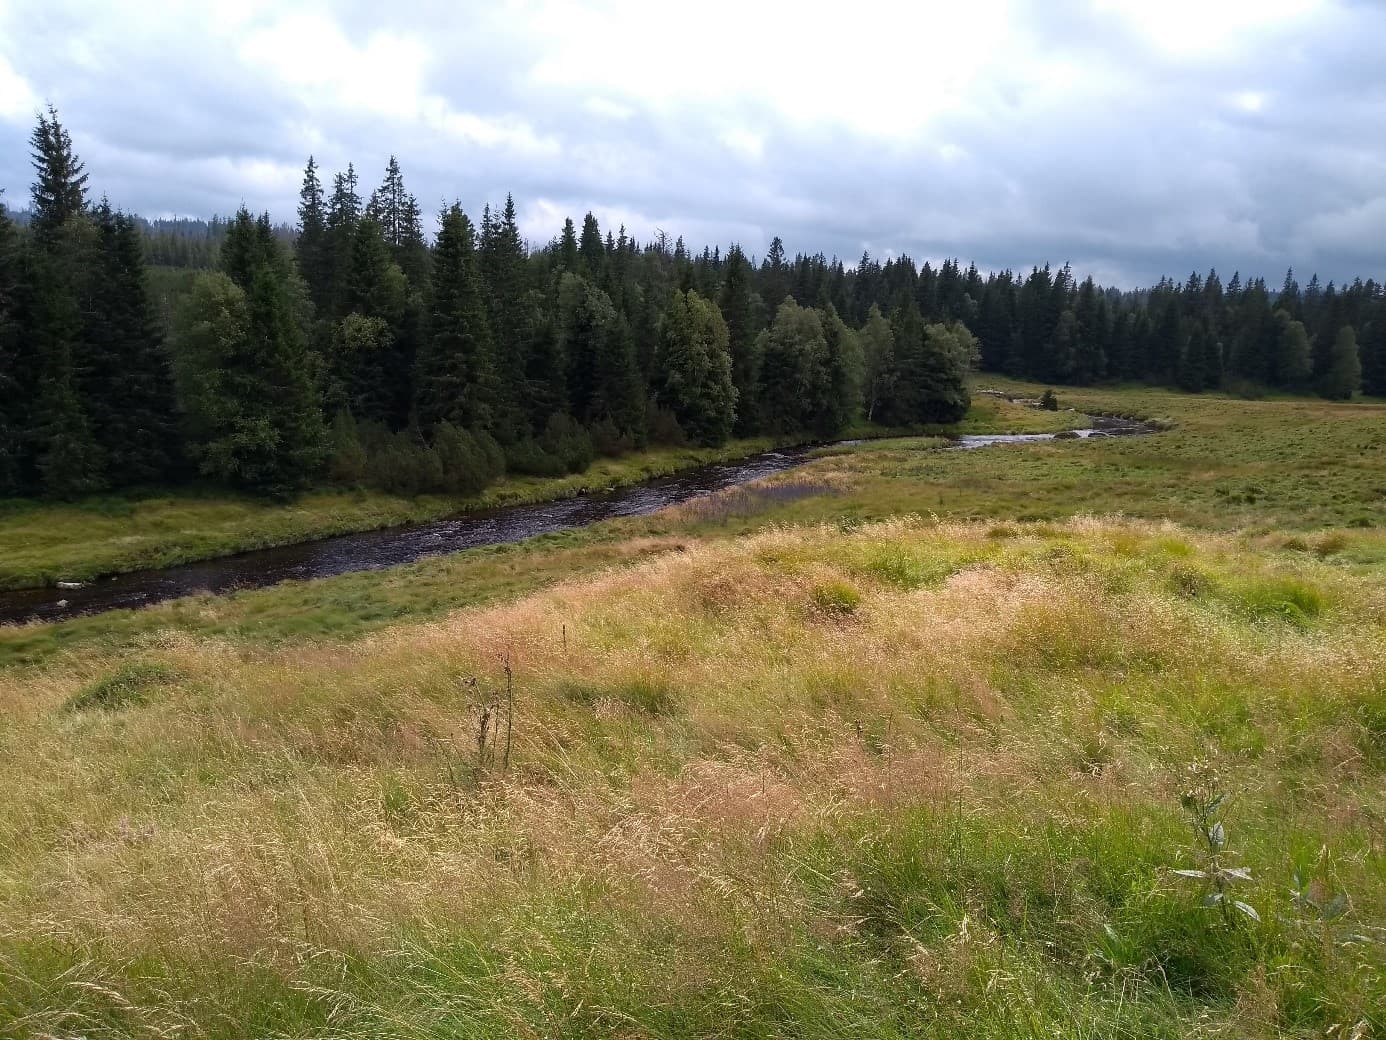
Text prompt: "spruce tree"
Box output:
[[557, 274, 642, 435], [28, 106, 89, 240], [761, 236, 789, 310], [557, 218, 579, 273], [479, 195, 530, 438], [339, 216, 409, 424], [324, 165, 362, 318], [657, 289, 736, 446], [578, 212, 605, 281], [0, 199, 27, 494], [416, 204, 494, 430], [26, 106, 104, 496], [84, 205, 179, 483], [877, 302, 970, 426], [295, 156, 330, 313], [177, 268, 326, 494], [718, 244, 760, 435], [1361, 318, 1386, 397]]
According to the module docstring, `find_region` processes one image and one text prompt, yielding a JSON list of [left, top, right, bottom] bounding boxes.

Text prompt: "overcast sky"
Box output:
[[1, 0, 1383, 288]]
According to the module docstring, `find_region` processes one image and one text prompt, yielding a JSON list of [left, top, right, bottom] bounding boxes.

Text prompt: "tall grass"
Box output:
[[1, 517, 1381, 1037]]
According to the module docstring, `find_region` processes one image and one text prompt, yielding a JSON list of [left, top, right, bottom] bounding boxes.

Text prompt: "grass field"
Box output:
[[1, 385, 1382, 1038]]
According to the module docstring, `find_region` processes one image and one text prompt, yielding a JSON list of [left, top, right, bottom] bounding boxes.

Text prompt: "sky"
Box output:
[[0, 0, 1383, 288]]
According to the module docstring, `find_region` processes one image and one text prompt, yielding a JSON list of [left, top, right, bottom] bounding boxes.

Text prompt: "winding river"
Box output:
[[0, 418, 1153, 625]]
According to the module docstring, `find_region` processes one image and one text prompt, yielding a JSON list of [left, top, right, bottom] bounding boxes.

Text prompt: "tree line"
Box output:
[[1, 108, 1381, 500]]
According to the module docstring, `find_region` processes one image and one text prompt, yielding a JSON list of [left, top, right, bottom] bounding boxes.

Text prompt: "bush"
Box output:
[[540, 413, 595, 474], [647, 404, 688, 447], [1039, 388, 1059, 411], [432, 422, 504, 496], [66, 662, 181, 712], [505, 438, 567, 477], [590, 416, 635, 457], [327, 410, 368, 484], [812, 580, 862, 616]]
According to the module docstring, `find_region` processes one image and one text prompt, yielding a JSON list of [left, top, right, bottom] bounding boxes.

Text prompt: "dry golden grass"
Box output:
[[1, 516, 1382, 1037]]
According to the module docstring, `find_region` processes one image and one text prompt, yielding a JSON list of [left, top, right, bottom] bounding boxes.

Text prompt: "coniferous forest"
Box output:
[[2, 108, 1384, 501]]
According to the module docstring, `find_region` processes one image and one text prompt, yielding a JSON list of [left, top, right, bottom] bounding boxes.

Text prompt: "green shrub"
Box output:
[[1234, 575, 1326, 625], [66, 662, 181, 712], [813, 580, 861, 615]]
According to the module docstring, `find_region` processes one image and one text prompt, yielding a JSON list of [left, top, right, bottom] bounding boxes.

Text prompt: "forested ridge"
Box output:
[[2, 108, 1382, 500]]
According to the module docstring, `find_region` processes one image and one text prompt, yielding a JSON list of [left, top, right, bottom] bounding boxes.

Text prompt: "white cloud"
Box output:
[[0, 53, 38, 122], [0, 0, 1382, 285]]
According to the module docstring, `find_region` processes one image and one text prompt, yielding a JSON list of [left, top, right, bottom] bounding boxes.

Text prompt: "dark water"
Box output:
[[0, 418, 1152, 626]]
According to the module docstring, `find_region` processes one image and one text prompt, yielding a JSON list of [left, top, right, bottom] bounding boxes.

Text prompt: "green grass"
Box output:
[[0, 385, 1383, 1037], [0, 517, 1381, 1037]]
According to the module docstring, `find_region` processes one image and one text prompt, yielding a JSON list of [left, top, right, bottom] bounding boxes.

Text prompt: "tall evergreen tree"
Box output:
[[416, 204, 493, 430], [1361, 316, 1386, 397], [295, 156, 330, 313], [26, 107, 103, 496], [479, 195, 530, 438], [28, 105, 89, 240], [324, 165, 362, 318], [557, 218, 579, 273], [84, 205, 179, 482], [0, 199, 21, 494], [578, 212, 605, 281], [1274, 311, 1313, 387], [877, 301, 970, 425], [761, 236, 789, 310], [177, 268, 326, 494], [718, 244, 760, 434]]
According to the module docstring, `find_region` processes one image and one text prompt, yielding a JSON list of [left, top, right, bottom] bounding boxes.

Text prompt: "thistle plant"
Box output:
[[1174, 761, 1259, 924]]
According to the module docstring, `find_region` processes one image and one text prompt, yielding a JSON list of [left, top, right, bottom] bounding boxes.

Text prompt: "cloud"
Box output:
[[0, 0, 1382, 287]]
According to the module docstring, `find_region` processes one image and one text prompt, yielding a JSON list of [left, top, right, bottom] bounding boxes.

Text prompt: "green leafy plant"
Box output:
[[1174, 762, 1259, 924]]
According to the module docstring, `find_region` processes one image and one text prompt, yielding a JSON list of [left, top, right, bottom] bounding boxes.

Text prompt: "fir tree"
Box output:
[[1361, 317, 1386, 397], [578, 212, 605, 281], [761, 236, 789, 310], [28, 106, 88, 240], [324, 165, 362, 318], [0, 198, 24, 493], [177, 269, 326, 494], [295, 156, 330, 313], [26, 107, 103, 496], [878, 301, 970, 425], [718, 244, 760, 434], [416, 204, 493, 430], [479, 195, 530, 438], [84, 206, 179, 483], [340, 216, 409, 424], [557, 218, 579, 273]]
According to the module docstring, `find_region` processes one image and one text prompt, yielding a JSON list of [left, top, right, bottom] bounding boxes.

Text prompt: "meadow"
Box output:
[[0, 386, 1382, 1038]]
